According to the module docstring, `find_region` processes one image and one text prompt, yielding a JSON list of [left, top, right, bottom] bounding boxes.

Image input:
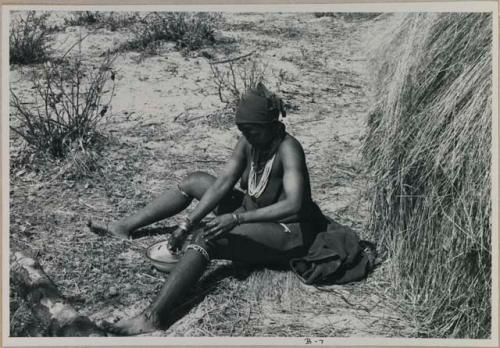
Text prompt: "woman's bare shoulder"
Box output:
[[279, 134, 306, 159], [233, 135, 250, 157]]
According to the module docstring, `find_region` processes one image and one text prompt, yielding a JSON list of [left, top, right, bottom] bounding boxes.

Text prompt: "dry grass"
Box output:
[[10, 11, 52, 65], [167, 264, 411, 337], [64, 11, 139, 32], [10, 42, 117, 178], [362, 13, 492, 338], [123, 12, 222, 54]]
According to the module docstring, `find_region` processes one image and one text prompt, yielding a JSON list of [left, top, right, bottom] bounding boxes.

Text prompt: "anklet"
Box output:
[[186, 244, 210, 261]]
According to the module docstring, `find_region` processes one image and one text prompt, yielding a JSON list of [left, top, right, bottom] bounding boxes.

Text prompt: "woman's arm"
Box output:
[[186, 138, 247, 226], [238, 137, 305, 223]]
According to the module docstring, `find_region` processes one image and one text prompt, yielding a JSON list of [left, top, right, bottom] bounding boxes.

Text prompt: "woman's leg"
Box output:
[[89, 171, 216, 238], [104, 236, 211, 335], [103, 223, 306, 335]]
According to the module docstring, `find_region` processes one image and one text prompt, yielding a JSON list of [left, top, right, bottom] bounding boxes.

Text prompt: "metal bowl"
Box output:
[[146, 240, 180, 273]]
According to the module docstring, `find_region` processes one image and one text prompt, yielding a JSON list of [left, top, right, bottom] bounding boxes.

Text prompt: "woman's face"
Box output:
[[237, 123, 274, 148]]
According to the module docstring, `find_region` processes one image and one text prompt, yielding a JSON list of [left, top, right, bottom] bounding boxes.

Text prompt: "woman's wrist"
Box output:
[[179, 216, 193, 231], [231, 213, 241, 225], [233, 212, 246, 224]]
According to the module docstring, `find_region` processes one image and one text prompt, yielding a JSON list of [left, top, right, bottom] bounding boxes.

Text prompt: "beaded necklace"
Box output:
[[248, 148, 276, 198]]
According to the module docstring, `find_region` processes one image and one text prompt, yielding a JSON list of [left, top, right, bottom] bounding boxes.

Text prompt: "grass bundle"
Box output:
[[363, 13, 492, 338]]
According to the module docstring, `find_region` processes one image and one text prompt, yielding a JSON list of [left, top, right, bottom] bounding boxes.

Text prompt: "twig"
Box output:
[[209, 51, 255, 65], [291, 117, 325, 125], [314, 286, 371, 313], [137, 272, 164, 282], [174, 159, 225, 164], [341, 83, 362, 89], [173, 112, 185, 122], [61, 34, 91, 59], [185, 115, 208, 123]]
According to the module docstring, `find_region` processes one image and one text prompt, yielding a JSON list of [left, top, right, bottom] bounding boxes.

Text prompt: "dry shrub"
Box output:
[[210, 57, 267, 109], [207, 57, 267, 128], [362, 13, 492, 338], [124, 12, 222, 53], [10, 11, 52, 65], [63, 11, 139, 32], [63, 11, 102, 26], [10, 45, 116, 177]]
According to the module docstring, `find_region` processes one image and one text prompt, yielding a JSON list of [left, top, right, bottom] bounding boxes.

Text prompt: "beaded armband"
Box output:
[[186, 244, 210, 262]]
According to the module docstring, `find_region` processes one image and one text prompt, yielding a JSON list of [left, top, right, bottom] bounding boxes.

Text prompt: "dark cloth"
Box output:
[[290, 219, 373, 285], [211, 188, 325, 267], [208, 220, 313, 267]]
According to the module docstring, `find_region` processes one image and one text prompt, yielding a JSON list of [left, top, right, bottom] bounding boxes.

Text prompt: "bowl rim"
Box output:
[[146, 240, 179, 264]]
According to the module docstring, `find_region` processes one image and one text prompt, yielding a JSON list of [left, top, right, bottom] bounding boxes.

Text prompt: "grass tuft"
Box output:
[[123, 12, 222, 53], [10, 11, 52, 65], [63, 11, 139, 32]]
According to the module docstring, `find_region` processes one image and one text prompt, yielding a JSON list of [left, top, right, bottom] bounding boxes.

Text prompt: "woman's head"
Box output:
[[235, 83, 286, 148]]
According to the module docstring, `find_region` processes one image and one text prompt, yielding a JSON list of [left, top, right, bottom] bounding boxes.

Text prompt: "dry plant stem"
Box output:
[[11, 252, 106, 336], [210, 58, 267, 107], [209, 50, 255, 65]]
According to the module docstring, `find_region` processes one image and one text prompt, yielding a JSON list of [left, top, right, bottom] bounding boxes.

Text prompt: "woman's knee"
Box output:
[[179, 171, 215, 200]]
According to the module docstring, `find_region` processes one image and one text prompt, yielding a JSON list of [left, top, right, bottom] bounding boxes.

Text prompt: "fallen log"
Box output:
[[11, 252, 107, 337]]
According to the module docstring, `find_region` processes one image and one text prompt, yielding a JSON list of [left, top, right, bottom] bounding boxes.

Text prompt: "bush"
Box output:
[[124, 12, 221, 52], [63, 11, 102, 26], [362, 13, 492, 338], [63, 11, 138, 32], [10, 47, 117, 160], [10, 11, 51, 65], [210, 55, 267, 109]]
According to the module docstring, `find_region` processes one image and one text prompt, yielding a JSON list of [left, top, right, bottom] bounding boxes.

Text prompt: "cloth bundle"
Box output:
[[290, 219, 376, 285]]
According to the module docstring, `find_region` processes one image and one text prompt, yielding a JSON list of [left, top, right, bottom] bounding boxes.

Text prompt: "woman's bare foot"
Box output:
[[101, 312, 160, 336], [87, 220, 130, 239]]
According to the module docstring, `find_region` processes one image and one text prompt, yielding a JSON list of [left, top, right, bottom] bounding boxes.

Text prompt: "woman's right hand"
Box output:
[[168, 227, 188, 252]]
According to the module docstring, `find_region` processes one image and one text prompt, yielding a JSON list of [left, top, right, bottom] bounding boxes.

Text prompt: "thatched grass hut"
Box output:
[[363, 13, 492, 338]]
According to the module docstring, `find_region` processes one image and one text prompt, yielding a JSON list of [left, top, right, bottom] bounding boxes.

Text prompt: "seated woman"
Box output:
[[89, 82, 328, 335]]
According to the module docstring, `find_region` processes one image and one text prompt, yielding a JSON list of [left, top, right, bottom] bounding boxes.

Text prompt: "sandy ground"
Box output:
[[9, 12, 415, 337]]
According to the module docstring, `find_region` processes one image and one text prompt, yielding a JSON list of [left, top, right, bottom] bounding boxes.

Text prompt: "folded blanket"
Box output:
[[290, 219, 375, 285]]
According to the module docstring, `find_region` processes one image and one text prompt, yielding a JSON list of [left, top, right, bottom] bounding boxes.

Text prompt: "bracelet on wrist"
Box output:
[[232, 213, 241, 225], [179, 217, 192, 231]]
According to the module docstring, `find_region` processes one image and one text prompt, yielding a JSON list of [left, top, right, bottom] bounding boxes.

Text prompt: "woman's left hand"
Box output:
[[203, 214, 238, 241]]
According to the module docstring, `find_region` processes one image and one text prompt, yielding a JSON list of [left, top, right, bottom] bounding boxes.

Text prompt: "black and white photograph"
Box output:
[[3, 2, 498, 345]]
